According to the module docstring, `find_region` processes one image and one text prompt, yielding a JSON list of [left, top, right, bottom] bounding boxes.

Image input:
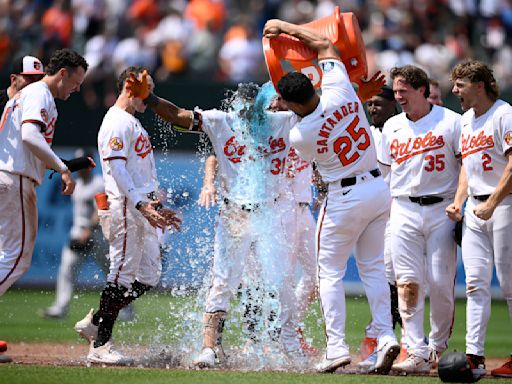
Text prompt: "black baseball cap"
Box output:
[[11, 56, 45, 76]]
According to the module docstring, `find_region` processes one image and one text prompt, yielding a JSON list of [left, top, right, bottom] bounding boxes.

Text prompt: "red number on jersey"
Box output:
[[424, 154, 445, 172], [271, 157, 287, 175], [482, 153, 493, 171], [333, 116, 371, 166]]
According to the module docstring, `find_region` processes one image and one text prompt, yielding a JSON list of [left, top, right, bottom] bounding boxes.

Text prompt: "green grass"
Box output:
[[0, 365, 505, 384], [0, 290, 510, 383], [0, 289, 510, 356]]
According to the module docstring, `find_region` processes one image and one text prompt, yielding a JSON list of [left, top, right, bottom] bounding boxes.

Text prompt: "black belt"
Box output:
[[473, 195, 490, 201], [223, 198, 260, 212], [340, 169, 381, 188], [409, 195, 444, 206], [298, 202, 310, 207]]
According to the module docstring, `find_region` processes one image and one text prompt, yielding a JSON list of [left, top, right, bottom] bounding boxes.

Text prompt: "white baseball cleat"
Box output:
[[87, 341, 133, 365], [74, 308, 98, 343], [193, 347, 223, 369], [373, 340, 400, 374], [392, 354, 431, 373], [316, 354, 351, 373]]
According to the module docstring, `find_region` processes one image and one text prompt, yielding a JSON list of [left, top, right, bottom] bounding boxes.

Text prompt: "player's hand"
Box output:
[[263, 20, 284, 38], [158, 207, 182, 231], [61, 170, 75, 195], [445, 203, 463, 222], [198, 184, 217, 208], [473, 202, 495, 221], [139, 201, 181, 230], [357, 71, 386, 104], [126, 69, 151, 99]]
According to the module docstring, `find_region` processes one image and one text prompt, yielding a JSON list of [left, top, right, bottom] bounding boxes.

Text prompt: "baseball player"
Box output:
[[0, 49, 88, 296], [125, 74, 303, 366], [377, 66, 461, 374], [0, 56, 45, 110], [446, 60, 512, 379], [74, 66, 181, 365], [358, 86, 403, 370], [263, 20, 399, 374], [427, 79, 443, 106]]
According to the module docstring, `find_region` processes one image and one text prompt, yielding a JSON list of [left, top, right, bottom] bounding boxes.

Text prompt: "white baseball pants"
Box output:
[[463, 196, 512, 356], [0, 171, 37, 296], [318, 176, 396, 359], [390, 197, 457, 359], [106, 197, 161, 288]]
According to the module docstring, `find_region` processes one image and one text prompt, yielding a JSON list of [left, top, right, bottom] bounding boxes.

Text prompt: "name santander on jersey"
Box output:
[[380, 105, 461, 197], [459, 99, 512, 195], [289, 59, 377, 183], [0, 81, 58, 185]]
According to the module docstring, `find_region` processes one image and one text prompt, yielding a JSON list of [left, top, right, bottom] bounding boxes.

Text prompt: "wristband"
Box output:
[[135, 201, 145, 211]]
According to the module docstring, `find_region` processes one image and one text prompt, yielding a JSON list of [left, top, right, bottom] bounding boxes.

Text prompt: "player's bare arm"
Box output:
[[126, 69, 194, 129], [263, 19, 339, 61], [446, 166, 468, 222], [473, 152, 512, 220], [198, 155, 218, 208]]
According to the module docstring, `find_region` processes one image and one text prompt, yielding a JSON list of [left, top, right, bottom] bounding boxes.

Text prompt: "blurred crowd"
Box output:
[[1, 0, 511, 108]]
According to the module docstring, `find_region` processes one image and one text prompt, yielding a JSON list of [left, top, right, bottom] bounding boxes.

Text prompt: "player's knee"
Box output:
[[397, 281, 420, 316]]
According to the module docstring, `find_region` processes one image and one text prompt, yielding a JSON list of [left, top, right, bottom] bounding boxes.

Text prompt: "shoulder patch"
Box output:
[[321, 61, 335, 72], [109, 137, 124, 151], [40, 109, 49, 123], [505, 131, 512, 146]]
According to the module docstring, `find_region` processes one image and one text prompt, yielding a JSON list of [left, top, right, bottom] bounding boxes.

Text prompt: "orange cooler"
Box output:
[[263, 6, 368, 89]]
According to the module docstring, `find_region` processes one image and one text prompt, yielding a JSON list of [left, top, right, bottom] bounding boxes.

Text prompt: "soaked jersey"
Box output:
[[98, 106, 158, 199], [459, 99, 512, 195], [200, 109, 298, 204], [380, 105, 461, 197], [286, 147, 312, 203], [0, 81, 58, 185], [289, 59, 377, 183]]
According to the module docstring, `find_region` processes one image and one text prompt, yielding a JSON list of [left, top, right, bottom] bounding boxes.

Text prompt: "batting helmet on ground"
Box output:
[[438, 351, 480, 383]]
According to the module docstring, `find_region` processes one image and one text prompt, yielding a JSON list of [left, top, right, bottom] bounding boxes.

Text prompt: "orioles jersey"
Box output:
[[380, 105, 461, 198], [98, 106, 158, 199], [0, 81, 58, 185], [289, 59, 377, 183], [460, 99, 512, 195], [200, 109, 298, 204]]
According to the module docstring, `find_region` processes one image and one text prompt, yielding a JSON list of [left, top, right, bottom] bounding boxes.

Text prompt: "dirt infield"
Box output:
[[2, 342, 506, 377]]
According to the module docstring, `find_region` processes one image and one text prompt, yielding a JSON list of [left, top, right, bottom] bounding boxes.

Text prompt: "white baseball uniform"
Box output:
[[278, 148, 316, 330], [98, 106, 161, 288], [289, 58, 396, 359], [199, 108, 301, 350], [0, 82, 58, 295], [459, 99, 512, 356], [380, 105, 461, 359]]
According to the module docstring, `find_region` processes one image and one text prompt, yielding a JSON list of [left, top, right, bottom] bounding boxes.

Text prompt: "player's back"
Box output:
[[289, 59, 377, 183]]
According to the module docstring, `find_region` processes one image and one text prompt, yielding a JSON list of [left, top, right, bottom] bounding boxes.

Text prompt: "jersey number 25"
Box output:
[[333, 116, 370, 166]]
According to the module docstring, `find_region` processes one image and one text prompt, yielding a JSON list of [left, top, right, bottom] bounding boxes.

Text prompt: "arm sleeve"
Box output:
[[21, 122, 68, 173], [108, 158, 143, 207]]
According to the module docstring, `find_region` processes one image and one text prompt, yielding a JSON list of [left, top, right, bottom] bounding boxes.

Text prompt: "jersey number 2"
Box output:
[[482, 154, 493, 171], [333, 116, 370, 166]]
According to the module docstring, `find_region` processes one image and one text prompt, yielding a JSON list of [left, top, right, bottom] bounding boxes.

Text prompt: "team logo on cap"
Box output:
[[505, 132, 512, 146], [33, 61, 41, 70], [109, 137, 124, 151], [40, 109, 49, 122]]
